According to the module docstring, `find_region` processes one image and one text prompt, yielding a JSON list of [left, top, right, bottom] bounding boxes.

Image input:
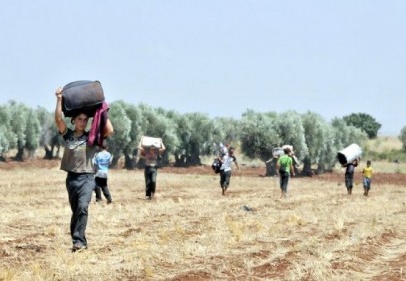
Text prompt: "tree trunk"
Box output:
[[174, 154, 187, 167], [43, 145, 54, 160], [301, 157, 313, 177], [124, 153, 136, 170], [187, 154, 201, 166], [111, 155, 120, 168], [265, 158, 277, 176], [15, 147, 25, 161]]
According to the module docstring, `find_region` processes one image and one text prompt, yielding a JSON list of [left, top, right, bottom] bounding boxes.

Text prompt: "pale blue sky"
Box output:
[[0, 1, 405, 135]]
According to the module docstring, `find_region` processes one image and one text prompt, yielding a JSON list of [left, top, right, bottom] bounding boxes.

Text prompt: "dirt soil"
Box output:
[[1, 158, 405, 186]]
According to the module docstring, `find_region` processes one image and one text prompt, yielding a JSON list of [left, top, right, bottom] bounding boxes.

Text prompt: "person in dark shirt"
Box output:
[[54, 86, 113, 252], [344, 158, 359, 195]]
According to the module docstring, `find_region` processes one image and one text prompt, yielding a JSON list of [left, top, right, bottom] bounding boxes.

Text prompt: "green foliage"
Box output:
[[301, 112, 331, 172], [25, 109, 41, 152], [108, 102, 132, 160], [9, 102, 28, 150], [0, 126, 9, 156], [399, 126, 406, 151], [172, 112, 216, 166], [212, 117, 242, 145], [240, 110, 279, 162], [331, 118, 367, 149], [0, 99, 382, 171], [0, 103, 17, 151], [273, 111, 308, 161], [343, 112, 381, 138], [364, 148, 406, 163]]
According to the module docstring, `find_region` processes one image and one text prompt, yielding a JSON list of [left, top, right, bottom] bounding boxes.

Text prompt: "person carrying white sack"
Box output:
[[138, 136, 166, 200]]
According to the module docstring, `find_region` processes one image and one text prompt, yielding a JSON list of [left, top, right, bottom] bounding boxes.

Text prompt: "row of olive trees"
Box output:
[[0, 102, 58, 161], [239, 110, 367, 176], [106, 101, 235, 168], [0, 100, 368, 176], [399, 127, 406, 151]]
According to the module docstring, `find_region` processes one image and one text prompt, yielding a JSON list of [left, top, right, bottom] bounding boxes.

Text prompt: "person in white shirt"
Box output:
[[218, 146, 239, 195]]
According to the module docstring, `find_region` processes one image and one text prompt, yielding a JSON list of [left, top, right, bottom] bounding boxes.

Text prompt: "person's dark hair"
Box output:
[[367, 160, 371, 165], [283, 147, 291, 155], [70, 112, 88, 124], [228, 146, 235, 155]]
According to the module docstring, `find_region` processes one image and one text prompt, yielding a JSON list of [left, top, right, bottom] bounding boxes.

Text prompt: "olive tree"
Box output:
[[272, 111, 308, 175], [274, 111, 308, 156], [112, 101, 144, 169], [108, 102, 132, 168], [8, 102, 28, 161], [315, 122, 337, 173], [0, 105, 14, 159], [301, 112, 330, 175], [136, 105, 178, 168], [212, 117, 242, 144], [172, 112, 216, 167], [36, 107, 62, 159], [240, 110, 280, 175], [399, 126, 406, 151], [24, 108, 41, 158], [332, 118, 367, 151], [0, 126, 9, 159]]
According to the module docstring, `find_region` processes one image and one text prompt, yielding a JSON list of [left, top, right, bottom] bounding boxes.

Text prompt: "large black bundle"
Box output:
[[61, 80, 105, 117]]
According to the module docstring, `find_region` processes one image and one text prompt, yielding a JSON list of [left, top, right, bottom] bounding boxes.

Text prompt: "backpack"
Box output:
[[211, 158, 222, 174]]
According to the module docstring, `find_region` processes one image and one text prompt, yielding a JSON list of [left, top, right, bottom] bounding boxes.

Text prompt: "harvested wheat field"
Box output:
[[1, 160, 406, 281]]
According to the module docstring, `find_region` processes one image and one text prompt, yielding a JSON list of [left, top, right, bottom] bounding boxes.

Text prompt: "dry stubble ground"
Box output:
[[1, 159, 406, 281]]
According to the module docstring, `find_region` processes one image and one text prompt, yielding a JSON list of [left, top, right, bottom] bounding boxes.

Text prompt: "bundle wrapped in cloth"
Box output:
[[61, 80, 105, 118], [139, 136, 164, 149], [61, 80, 109, 147]]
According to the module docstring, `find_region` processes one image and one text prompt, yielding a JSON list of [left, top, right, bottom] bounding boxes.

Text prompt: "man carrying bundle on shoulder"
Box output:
[[276, 146, 295, 198]]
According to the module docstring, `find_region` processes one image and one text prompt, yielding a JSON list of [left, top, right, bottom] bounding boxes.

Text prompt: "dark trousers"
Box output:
[[279, 171, 290, 193], [220, 170, 232, 189], [66, 173, 95, 247], [144, 166, 157, 197], [345, 173, 354, 191], [95, 177, 112, 202]]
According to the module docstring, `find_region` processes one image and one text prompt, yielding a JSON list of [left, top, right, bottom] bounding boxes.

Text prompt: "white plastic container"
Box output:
[[337, 143, 362, 165]]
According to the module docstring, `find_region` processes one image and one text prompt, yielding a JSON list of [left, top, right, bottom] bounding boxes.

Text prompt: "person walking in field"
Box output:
[[54, 87, 113, 252], [138, 137, 166, 200], [218, 146, 240, 196], [343, 158, 359, 195], [362, 160, 374, 196], [93, 141, 113, 204], [276, 147, 295, 198]]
